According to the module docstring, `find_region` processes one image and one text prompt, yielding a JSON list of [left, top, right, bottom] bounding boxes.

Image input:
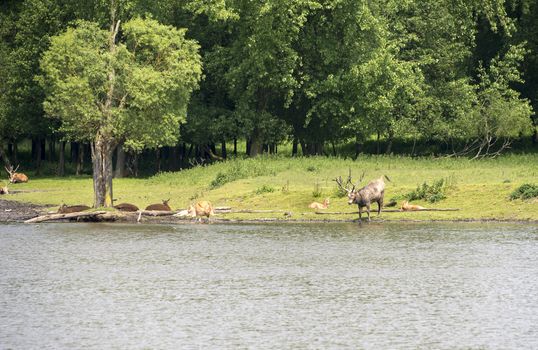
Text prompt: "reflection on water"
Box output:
[[1, 222, 537, 349]]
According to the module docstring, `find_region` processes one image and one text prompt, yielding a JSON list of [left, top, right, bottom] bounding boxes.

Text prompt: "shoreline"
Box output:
[[2, 199, 537, 225]]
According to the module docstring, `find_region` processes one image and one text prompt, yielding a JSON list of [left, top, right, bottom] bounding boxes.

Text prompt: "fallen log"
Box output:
[[137, 210, 178, 216], [25, 211, 107, 223], [315, 208, 460, 215], [230, 209, 286, 213]]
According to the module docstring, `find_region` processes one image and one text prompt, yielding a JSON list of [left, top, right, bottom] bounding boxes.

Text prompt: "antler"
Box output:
[[14, 165, 19, 172], [335, 168, 356, 194]]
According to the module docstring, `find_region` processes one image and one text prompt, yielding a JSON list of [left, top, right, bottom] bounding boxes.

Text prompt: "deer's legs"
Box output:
[[366, 204, 371, 221], [358, 205, 362, 222], [377, 199, 383, 215]]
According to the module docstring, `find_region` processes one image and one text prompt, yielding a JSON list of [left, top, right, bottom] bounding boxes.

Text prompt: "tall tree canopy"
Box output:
[[39, 14, 202, 206]]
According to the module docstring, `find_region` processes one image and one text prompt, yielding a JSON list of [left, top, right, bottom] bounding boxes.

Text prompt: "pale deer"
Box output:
[[335, 170, 390, 222], [145, 199, 171, 211], [5, 165, 28, 183], [187, 201, 215, 219], [400, 201, 425, 211], [308, 198, 330, 209], [0, 184, 8, 195], [57, 204, 91, 214]]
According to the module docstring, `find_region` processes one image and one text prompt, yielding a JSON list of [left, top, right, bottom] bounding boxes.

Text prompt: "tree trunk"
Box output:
[[12, 142, 18, 165], [353, 141, 362, 160], [40, 138, 46, 161], [57, 141, 66, 176], [0, 142, 11, 168], [35, 138, 42, 175], [300, 141, 307, 156], [233, 138, 237, 156], [292, 138, 298, 157], [70, 142, 78, 163], [385, 139, 393, 155], [76, 143, 84, 176], [91, 137, 114, 208], [376, 131, 380, 155], [115, 144, 126, 178], [156, 148, 161, 173], [48, 135, 55, 161], [31, 138, 37, 160], [221, 140, 227, 159]]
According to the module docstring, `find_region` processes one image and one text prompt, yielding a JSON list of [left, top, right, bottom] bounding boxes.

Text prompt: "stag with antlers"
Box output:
[[335, 169, 389, 222], [4, 165, 28, 184]]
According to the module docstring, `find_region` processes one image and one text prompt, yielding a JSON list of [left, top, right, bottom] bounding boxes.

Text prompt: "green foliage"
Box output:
[[255, 185, 275, 195], [39, 17, 202, 150], [312, 181, 322, 198], [510, 184, 538, 200], [406, 179, 447, 203], [209, 158, 276, 189]]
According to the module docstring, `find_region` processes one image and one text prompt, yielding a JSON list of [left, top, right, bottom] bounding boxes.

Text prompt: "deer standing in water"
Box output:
[[145, 199, 171, 211], [335, 170, 389, 222], [5, 165, 28, 183], [308, 198, 330, 210]]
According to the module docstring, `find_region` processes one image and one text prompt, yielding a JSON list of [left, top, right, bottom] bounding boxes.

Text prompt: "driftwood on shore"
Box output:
[[25, 211, 108, 223], [314, 208, 460, 215]]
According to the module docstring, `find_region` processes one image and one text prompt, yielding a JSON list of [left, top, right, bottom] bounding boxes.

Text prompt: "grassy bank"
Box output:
[[3, 154, 538, 222]]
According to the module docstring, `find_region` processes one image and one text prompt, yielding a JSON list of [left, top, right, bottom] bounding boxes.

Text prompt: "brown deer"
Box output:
[[400, 201, 425, 211], [114, 203, 139, 212], [335, 170, 389, 222], [145, 199, 171, 211], [5, 165, 28, 183], [57, 204, 91, 214], [187, 201, 215, 219], [308, 198, 330, 209], [0, 184, 8, 195]]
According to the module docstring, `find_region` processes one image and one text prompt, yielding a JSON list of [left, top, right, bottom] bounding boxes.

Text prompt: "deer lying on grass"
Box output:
[[335, 170, 390, 222], [145, 199, 171, 211], [400, 201, 425, 211], [114, 203, 139, 212], [5, 165, 28, 183], [187, 201, 214, 219], [308, 198, 330, 209], [57, 204, 91, 214], [0, 184, 8, 195]]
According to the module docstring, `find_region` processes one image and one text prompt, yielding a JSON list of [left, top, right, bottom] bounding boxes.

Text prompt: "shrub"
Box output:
[[312, 182, 323, 198], [406, 179, 447, 203], [281, 180, 290, 194], [510, 184, 538, 200], [255, 185, 275, 195]]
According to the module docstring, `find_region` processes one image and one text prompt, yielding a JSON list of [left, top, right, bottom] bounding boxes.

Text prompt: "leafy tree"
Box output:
[[39, 13, 201, 206], [458, 44, 533, 157]]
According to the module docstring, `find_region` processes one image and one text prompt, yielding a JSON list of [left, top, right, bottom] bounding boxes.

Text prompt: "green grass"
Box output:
[[3, 154, 538, 221]]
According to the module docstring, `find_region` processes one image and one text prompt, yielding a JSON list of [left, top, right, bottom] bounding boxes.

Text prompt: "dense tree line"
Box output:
[[1, 0, 537, 175]]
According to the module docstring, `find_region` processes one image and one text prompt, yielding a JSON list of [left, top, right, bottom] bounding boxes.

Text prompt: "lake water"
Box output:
[[1, 222, 537, 349]]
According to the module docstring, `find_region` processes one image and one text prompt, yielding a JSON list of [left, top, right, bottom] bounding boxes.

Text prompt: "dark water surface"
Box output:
[[1, 222, 537, 349]]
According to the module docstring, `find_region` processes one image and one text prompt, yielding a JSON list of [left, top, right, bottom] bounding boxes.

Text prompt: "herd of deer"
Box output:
[[58, 199, 215, 219], [3, 165, 425, 222]]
